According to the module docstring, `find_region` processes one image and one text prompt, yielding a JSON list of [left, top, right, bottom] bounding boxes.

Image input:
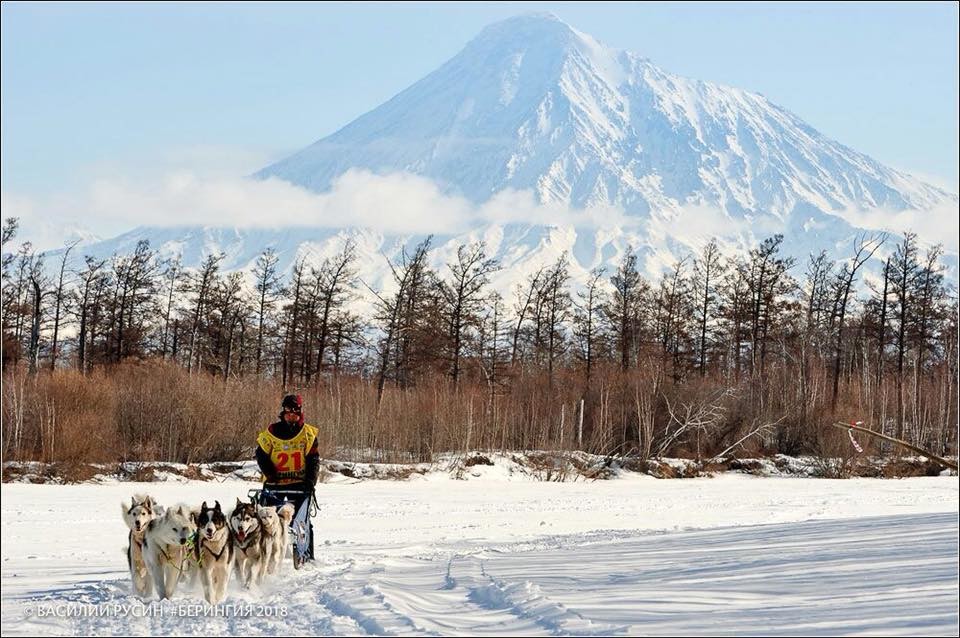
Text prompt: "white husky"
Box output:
[[230, 499, 265, 588], [259, 503, 295, 577], [142, 504, 197, 599], [121, 494, 162, 597], [194, 501, 233, 604]]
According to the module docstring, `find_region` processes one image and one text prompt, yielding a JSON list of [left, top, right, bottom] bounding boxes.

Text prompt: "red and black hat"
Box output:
[[280, 394, 304, 425], [281, 394, 303, 413]]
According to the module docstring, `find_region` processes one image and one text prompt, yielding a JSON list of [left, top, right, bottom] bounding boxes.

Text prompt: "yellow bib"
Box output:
[[257, 423, 318, 484]]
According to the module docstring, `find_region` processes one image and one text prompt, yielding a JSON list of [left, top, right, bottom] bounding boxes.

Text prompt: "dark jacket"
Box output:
[[256, 420, 321, 486]]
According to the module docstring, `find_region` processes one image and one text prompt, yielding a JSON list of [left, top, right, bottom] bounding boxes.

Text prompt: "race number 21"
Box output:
[[275, 451, 303, 471]]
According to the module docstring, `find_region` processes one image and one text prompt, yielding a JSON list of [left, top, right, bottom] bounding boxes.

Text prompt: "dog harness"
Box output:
[[151, 538, 194, 578], [195, 532, 230, 566], [233, 530, 260, 556]]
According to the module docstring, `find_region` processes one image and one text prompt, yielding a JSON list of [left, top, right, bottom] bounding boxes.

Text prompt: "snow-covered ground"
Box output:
[[2, 472, 957, 636]]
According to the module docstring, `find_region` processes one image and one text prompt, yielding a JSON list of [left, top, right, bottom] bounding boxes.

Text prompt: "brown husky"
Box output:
[[121, 494, 162, 597], [230, 498, 264, 588]]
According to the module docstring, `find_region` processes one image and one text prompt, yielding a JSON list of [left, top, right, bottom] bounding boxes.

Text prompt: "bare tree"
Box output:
[[1, 217, 18, 273], [394, 242, 441, 389], [605, 248, 645, 371], [720, 258, 750, 380], [1, 221, 23, 366], [313, 239, 357, 380], [439, 241, 499, 387], [107, 240, 159, 362], [159, 257, 183, 360], [744, 235, 795, 377], [217, 271, 247, 379], [479, 292, 509, 414], [573, 267, 606, 384], [873, 256, 892, 386], [889, 233, 920, 439], [911, 244, 948, 443], [187, 252, 225, 374], [251, 248, 281, 376], [692, 239, 725, 376], [829, 234, 884, 409], [27, 255, 47, 375], [797, 250, 834, 431], [654, 256, 691, 380], [370, 238, 433, 404], [48, 240, 81, 370], [540, 254, 571, 383], [75, 256, 107, 373], [280, 257, 306, 386], [510, 266, 545, 366], [5, 242, 36, 366]]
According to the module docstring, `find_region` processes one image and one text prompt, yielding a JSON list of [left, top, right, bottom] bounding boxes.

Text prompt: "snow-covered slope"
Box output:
[[257, 13, 955, 220], [62, 223, 619, 309], [2, 475, 957, 636]]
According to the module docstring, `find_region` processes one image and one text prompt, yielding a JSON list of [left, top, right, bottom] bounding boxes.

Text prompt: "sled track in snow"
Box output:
[[2, 479, 957, 635]]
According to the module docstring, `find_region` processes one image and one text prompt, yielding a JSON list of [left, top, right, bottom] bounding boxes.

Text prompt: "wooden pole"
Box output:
[[578, 398, 584, 449], [829, 421, 957, 471]]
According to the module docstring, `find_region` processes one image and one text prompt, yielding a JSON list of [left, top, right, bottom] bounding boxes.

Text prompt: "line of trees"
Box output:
[[2, 216, 957, 464]]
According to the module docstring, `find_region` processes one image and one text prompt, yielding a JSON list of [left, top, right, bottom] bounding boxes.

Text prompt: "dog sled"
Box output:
[[247, 486, 318, 570]]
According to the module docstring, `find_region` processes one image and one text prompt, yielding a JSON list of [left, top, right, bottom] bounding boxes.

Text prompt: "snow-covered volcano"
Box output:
[[256, 13, 954, 221], [48, 13, 957, 285]]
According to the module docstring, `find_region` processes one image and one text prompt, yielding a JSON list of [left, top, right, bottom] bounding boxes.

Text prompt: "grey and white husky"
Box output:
[[230, 499, 265, 588], [142, 504, 197, 599], [194, 501, 233, 604], [122, 494, 162, 597]]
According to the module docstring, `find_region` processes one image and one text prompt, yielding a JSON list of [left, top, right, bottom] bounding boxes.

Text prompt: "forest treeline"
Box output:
[[2, 217, 956, 465]]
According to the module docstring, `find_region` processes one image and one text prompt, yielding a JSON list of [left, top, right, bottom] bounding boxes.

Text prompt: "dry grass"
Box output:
[[1, 355, 955, 473]]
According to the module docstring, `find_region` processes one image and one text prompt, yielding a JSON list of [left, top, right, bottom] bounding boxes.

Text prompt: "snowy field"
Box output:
[[2, 471, 957, 636]]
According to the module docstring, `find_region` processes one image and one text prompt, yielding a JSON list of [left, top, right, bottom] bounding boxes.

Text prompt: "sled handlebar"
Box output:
[[247, 487, 312, 503]]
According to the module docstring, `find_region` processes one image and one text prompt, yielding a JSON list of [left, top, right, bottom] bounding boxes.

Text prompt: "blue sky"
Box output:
[[2, 2, 958, 246]]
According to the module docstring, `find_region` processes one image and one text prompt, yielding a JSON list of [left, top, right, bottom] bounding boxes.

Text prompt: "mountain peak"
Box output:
[[466, 12, 579, 55], [482, 12, 569, 32], [256, 14, 954, 218]]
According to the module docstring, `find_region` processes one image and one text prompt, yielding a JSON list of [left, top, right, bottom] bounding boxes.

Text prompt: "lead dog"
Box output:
[[194, 501, 233, 604], [230, 499, 265, 588], [142, 504, 197, 599], [121, 494, 162, 597]]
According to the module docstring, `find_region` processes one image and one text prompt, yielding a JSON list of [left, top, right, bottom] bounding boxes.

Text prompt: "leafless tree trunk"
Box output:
[[188, 253, 224, 374], [830, 234, 884, 409], [693, 239, 724, 376], [606, 248, 644, 372], [314, 239, 357, 381], [49, 240, 79, 370], [252, 248, 280, 376], [28, 262, 46, 375]]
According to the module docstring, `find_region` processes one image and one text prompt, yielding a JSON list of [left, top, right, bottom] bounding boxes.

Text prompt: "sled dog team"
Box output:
[[122, 494, 295, 604]]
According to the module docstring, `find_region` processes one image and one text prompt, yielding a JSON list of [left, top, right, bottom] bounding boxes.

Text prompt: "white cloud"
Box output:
[[80, 169, 476, 233], [4, 169, 643, 251], [4, 167, 958, 262], [830, 203, 960, 253], [1, 192, 102, 251]]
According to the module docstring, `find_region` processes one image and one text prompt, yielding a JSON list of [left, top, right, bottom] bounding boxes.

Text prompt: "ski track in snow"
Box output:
[[2, 476, 957, 636]]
